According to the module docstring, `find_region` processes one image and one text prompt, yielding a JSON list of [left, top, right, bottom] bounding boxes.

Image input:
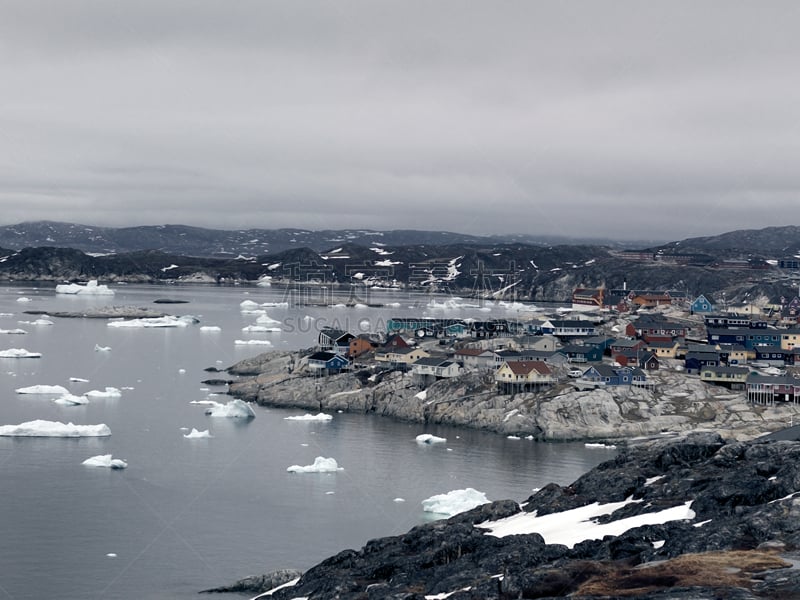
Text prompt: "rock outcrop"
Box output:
[[227, 353, 800, 441], [226, 432, 800, 599]]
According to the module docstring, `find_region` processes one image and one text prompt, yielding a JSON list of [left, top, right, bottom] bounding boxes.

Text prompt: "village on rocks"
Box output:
[[227, 287, 800, 442]]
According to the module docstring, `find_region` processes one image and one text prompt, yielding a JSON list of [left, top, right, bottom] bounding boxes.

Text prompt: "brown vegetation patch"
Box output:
[[575, 550, 791, 597]]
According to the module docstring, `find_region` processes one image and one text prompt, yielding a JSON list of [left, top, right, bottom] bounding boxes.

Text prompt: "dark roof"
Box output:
[[758, 424, 800, 442], [413, 356, 452, 367], [700, 365, 750, 375], [308, 351, 340, 362]]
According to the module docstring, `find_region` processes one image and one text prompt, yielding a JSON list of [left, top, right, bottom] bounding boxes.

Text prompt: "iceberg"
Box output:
[[94, 344, 111, 352], [0, 348, 41, 358], [82, 454, 127, 469], [70, 377, 90, 383], [85, 387, 122, 399], [242, 325, 281, 332], [287, 456, 343, 473], [0, 420, 111, 437], [107, 315, 192, 328], [16, 297, 32, 302], [284, 413, 333, 421], [239, 299, 260, 311], [255, 313, 281, 325], [54, 393, 89, 405], [55, 280, 115, 295], [422, 488, 490, 516], [200, 326, 221, 332], [15, 384, 70, 395], [183, 428, 213, 438], [19, 318, 53, 326], [256, 275, 272, 287], [416, 434, 447, 445], [0, 328, 26, 334], [204, 399, 256, 418], [234, 339, 272, 345]]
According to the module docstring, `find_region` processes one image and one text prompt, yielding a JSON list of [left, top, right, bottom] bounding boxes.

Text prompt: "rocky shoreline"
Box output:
[[226, 350, 800, 442], [206, 431, 800, 599]]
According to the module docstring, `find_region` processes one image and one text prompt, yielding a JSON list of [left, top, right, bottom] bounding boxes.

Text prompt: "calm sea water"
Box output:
[[0, 283, 615, 599]]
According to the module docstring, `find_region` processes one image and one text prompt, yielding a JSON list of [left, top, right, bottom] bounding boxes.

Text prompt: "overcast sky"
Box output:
[[1, 2, 799, 241]]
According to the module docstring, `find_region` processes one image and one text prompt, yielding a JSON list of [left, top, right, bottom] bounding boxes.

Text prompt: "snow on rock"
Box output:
[[204, 399, 256, 418], [85, 387, 122, 399], [0, 420, 111, 437], [287, 456, 343, 473], [55, 280, 115, 295], [82, 454, 127, 469], [480, 499, 695, 549], [421, 488, 490, 516], [415, 390, 428, 401], [183, 428, 213, 439], [16, 384, 69, 395], [416, 434, 447, 445], [284, 413, 333, 421], [107, 315, 193, 328]]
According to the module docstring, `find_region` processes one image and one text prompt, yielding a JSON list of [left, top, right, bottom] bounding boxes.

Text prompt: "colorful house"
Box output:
[[495, 361, 555, 393], [307, 351, 351, 374], [690, 294, 715, 313]]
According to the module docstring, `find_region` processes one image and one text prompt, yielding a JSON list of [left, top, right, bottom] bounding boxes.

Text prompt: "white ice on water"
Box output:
[[69, 377, 90, 383], [85, 387, 122, 399], [200, 326, 222, 332], [421, 488, 490, 516], [54, 394, 89, 405], [0, 348, 41, 358], [416, 434, 447, 445], [234, 339, 272, 345], [204, 399, 256, 418], [183, 428, 213, 438], [82, 454, 128, 469], [0, 328, 26, 334], [284, 413, 333, 421], [286, 457, 343, 473], [242, 325, 281, 333], [0, 420, 111, 437], [255, 313, 281, 325], [55, 280, 115, 295], [94, 344, 111, 352], [107, 315, 193, 328], [16, 384, 69, 395]]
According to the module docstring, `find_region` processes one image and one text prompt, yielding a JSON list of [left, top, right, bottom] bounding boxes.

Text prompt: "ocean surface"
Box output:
[[0, 283, 616, 599]]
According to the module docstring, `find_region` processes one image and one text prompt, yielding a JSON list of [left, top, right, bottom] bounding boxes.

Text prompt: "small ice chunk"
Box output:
[[422, 488, 490, 516], [94, 344, 111, 352], [54, 393, 89, 405], [82, 454, 128, 469], [85, 387, 122, 399], [16, 384, 69, 395], [284, 413, 333, 421], [286, 457, 343, 473], [200, 326, 221, 332], [393, 498, 406, 503], [56, 280, 115, 295], [416, 434, 447, 445], [70, 377, 90, 383], [234, 339, 272, 345], [204, 399, 256, 418], [183, 428, 212, 439]]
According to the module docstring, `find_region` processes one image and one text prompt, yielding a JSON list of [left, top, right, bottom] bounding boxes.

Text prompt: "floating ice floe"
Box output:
[[256, 275, 272, 287], [107, 315, 194, 328], [94, 344, 111, 352], [19, 318, 53, 326], [70, 377, 90, 383], [82, 454, 127, 469], [234, 339, 272, 345], [394, 498, 406, 503], [0, 328, 26, 334], [200, 326, 221, 332], [183, 428, 212, 439], [55, 280, 115, 295], [239, 299, 261, 311], [255, 313, 281, 325], [416, 434, 447, 445], [15, 384, 70, 395], [85, 387, 122, 399], [0, 348, 41, 358], [584, 442, 617, 450], [204, 399, 256, 418], [287, 456, 343, 473], [242, 325, 281, 333], [284, 413, 333, 421], [54, 393, 89, 405], [422, 488, 490, 516], [0, 419, 111, 437], [16, 297, 32, 303]]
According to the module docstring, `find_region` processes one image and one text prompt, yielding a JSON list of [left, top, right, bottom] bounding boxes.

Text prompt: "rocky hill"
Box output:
[[204, 432, 800, 599]]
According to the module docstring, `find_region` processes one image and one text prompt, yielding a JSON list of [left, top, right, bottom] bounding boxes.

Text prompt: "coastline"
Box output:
[[226, 349, 800, 443]]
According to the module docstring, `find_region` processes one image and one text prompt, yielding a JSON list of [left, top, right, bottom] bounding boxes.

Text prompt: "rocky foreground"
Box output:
[[207, 432, 800, 599], [227, 351, 800, 441]]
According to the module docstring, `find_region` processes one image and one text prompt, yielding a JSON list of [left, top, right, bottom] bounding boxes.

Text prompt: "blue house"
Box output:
[[581, 364, 646, 386], [685, 351, 720, 373], [560, 343, 604, 363], [690, 294, 715, 313], [307, 351, 350, 374]]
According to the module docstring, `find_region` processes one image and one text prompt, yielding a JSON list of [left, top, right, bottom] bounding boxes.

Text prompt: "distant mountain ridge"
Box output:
[[0, 221, 663, 257]]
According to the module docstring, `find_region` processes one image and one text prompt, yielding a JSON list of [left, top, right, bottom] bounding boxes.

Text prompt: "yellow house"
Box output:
[[375, 346, 430, 365], [495, 360, 555, 392], [780, 328, 800, 351], [644, 340, 681, 359]]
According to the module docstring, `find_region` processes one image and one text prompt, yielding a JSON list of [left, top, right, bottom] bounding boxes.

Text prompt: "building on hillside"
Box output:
[[690, 294, 715, 313], [318, 328, 355, 355], [495, 360, 555, 394], [699, 365, 749, 389]]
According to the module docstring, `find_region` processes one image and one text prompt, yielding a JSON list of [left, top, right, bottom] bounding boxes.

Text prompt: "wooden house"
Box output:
[[699, 365, 749, 389], [495, 361, 555, 393], [307, 351, 350, 374], [747, 373, 800, 405], [318, 328, 355, 355]]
